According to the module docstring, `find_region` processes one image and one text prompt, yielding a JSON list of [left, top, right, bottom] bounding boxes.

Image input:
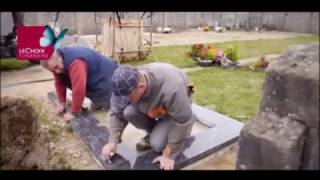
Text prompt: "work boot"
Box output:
[[136, 135, 151, 151]]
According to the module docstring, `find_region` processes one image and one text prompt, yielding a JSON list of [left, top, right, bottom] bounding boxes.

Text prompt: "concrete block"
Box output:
[[237, 112, 306, 170]]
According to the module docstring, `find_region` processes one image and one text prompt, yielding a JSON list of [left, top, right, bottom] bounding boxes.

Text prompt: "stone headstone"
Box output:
[[237, 42, 319, 170]]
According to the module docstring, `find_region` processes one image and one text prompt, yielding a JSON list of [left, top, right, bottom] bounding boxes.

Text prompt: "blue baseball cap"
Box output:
[[111, 65, 139, 96]]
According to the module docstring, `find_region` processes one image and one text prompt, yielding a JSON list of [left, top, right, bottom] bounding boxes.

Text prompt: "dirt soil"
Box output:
[[191, 144, 238, 170], [1, 70, 99, 169], [1, 96, 41, 169]]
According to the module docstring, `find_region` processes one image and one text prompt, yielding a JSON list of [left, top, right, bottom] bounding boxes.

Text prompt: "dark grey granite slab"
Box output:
[[48, 92, 243, 170]]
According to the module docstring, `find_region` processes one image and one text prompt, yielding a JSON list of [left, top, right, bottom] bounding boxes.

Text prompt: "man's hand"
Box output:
[[152, 155, 175, 170], [101, 143, 117, 160], [63, 112, 75, 123], [57, 103, 65, 115]]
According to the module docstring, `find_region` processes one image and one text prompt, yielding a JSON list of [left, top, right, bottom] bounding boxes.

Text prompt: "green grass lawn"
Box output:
[[188, 67, 266, 122], [0, 58, 34, 71], [127, 35, 319, 68]]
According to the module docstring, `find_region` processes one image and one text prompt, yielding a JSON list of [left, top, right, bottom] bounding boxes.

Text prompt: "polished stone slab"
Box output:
[[48, 92, 243, 170]]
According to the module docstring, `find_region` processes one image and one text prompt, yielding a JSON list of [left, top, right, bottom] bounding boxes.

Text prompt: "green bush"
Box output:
[[223, 45, 239, 62], [207, 48, 217, 60]]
